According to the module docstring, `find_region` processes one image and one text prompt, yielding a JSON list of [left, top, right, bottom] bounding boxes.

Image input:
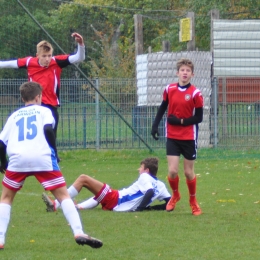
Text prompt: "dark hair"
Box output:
[[177, 58, 194, 72], [19, 82, 42, 102], [140, 157, 159, 176]]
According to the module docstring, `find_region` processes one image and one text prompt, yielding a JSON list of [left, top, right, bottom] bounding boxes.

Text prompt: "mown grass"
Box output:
[[0, 149, 260, 260]]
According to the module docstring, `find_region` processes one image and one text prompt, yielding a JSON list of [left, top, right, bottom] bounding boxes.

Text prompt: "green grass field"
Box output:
[[0, 149, 260, 260]]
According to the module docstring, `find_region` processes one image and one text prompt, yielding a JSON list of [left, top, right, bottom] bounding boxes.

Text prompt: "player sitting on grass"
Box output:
[[42, 157, 171, 212], [0, 82, 102, 250]]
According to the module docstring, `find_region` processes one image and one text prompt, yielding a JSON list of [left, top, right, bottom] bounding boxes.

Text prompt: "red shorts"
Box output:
[[94, 184, 119, 210], [2, 170, 66, 192]]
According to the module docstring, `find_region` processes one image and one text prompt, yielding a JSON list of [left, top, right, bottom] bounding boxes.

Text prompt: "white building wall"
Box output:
[[213, 20, 260, 77]]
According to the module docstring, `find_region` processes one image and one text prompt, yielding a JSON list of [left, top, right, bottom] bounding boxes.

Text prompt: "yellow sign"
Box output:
[[179, 18, 192, 42]]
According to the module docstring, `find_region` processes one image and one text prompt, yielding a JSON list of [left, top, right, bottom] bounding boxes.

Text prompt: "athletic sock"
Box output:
[[61, 198, 84, 235], [77, 197, 99, 209], [0, 203, 11, 245], [168, 175, 180, 197], [186, 176, 197, 203], [67, 185, 79, 198], [55, 185, 79, 210]]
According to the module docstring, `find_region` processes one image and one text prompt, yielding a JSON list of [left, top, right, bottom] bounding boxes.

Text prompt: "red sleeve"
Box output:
[[17, 57, 32, 68], [162, 88, 169, 102], [194, 92, 204, 108]]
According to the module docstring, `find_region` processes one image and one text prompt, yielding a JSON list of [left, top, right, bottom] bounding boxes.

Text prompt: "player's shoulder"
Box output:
[[189, 85, 203, 95], [54, 54, 70, 60], [139, 172, 153, 180], [38, 105, 53, 113], [17, 56, 34, 67], [165, 83, 178, 92], [157, 178, 167, 186], [189, 84, 201, 91]]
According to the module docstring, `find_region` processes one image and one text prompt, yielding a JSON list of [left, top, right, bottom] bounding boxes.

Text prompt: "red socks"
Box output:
[[167, 175, 180, 197], [186, 176, 197, 203]]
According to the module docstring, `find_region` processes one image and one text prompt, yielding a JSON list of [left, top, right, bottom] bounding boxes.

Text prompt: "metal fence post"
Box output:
[[213, 77, 218, 147], [83, 106, 86, 149], [95, 78, 100, 150]]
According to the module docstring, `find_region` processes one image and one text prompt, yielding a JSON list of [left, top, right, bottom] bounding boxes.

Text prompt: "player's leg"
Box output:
[[50, 107, 60, 162], [166, 138, 181, 212], [73, 174, 104, 194], [0, 172, 22, 249], [72, 175, 103, 210], [182, 140, 202, 216], [36, 171, 103, 248], [0, 186, 17, 249], [51, 186, 102, 248], [43, 174, 104, 211], [76, 197, 99, 210], [41, 104, 60, 162]]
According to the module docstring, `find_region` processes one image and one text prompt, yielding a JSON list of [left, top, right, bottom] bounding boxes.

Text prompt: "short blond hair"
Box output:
[[177, 58, 194, 72], [36, 40, 53, 54]]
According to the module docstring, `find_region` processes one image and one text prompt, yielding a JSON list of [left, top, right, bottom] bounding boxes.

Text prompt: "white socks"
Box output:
[[0, 203, 11, 245], [61, 199, 84, 235], [55, 185, 79, 210], [77, 197, 99, 209]]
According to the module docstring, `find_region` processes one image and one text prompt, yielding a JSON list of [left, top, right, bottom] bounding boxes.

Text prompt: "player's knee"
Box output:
[[168, 169, 178, 178], [77, 174, 90, 184]]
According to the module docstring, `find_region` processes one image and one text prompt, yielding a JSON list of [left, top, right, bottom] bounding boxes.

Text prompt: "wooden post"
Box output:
[[162, 41, 170, 52], [210, 9, 220, 53], [187, 12, 195, 51], [134, 14, 143, 56]]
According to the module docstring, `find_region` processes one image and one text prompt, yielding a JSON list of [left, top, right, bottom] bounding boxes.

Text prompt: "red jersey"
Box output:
[[17, 55, 70, 106], [163, 83, 204, 140]]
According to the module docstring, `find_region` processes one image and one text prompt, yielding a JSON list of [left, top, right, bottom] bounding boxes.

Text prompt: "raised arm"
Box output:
[[68, 32, 85, 64], [71, 32, 84, 46], [0, 60, 18, 69]]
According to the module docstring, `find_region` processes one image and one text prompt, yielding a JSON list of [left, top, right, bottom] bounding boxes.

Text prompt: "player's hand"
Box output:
[[71, 32, 84, 46], [151, 125, 159, 140], [167, 114, 181, 125]]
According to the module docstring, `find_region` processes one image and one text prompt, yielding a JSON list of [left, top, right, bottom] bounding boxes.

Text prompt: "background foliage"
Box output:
[[1, 0, 259, 78]]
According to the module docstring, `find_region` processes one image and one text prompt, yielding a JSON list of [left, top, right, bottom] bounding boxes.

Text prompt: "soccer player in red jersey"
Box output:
[[151, 58, 203, 216], [0, 32, 85, 161]]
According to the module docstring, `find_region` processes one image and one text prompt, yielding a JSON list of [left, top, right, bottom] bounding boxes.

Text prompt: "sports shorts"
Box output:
[[2, 170, 66, 191], [94, 183, 119, 210], [166, 138, 197, 160]]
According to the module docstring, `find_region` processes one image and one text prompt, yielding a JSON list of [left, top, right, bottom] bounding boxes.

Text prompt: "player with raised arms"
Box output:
[[0, 82, 102, 250], [0, 32, 85, 161]]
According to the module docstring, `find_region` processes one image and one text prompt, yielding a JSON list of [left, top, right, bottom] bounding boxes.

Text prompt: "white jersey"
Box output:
[[113, 172, 171, 212], [0, 105, 59, 172]]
